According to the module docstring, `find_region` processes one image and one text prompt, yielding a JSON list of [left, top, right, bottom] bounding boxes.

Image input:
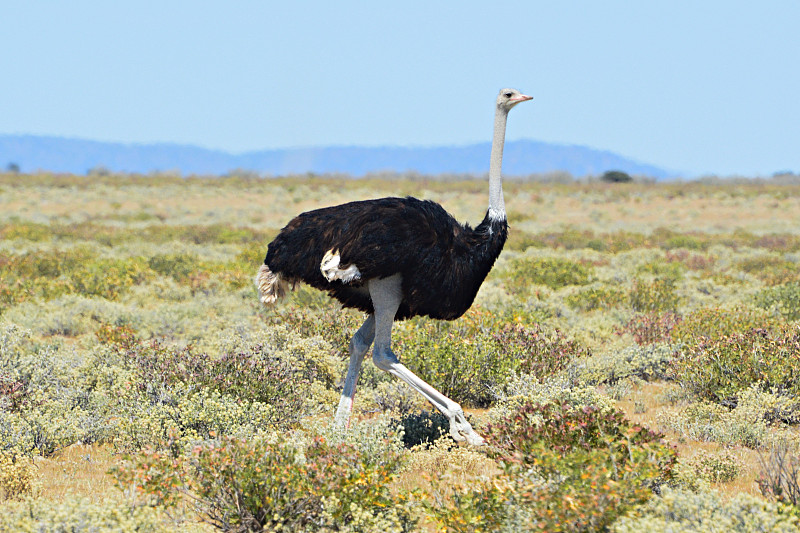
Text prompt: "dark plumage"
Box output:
[[255, 88, 532, 445], [264, 196, 508, 320]]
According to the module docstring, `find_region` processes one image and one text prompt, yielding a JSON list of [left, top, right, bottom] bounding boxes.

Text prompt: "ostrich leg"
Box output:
[[368, 275, 484, 445], [333, 315, 375, 429]]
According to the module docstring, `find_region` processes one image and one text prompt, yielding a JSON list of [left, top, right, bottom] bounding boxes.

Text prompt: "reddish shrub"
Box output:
[[617, 312, 681, 345]]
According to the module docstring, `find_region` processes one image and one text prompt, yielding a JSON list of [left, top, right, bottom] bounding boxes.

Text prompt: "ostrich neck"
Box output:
[[488, 107, 509, 221]]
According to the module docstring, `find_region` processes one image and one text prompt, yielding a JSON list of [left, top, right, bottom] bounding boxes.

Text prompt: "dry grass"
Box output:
[[34, 444, 118, 501], [31, 444, 215, 531], [3, 175, 800, 234], [615, 381, 771, 499]]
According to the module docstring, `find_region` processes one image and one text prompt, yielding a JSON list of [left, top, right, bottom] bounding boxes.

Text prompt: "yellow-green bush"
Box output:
[[737, 256, 800, 286], [754, 282, 800, 321], [1, 320, 342, 455], [425, 401, 677, 532], [565, 284, 627, 311], [638, 260, 685, 281], [394, 310, 589, 407], [113, 435, 416, 532], [670, 305, 775, 344], [669, 325, 800, 405], [503, 256, 595, 292], [628, 277, 680, 313], [0, 495, 167, 532], [611, 486, 798, 532], [0, 450, 38, 500]]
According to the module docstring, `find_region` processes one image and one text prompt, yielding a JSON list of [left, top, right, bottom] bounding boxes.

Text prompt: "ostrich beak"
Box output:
[[512, 94, 533, 102]]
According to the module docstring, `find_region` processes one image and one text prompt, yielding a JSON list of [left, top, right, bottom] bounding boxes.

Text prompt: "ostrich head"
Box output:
[[497, 88, 533, 111]]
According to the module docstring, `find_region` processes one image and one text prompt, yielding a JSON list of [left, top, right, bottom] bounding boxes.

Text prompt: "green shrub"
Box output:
[[737, 256, 800, 286], [670, 305, 776, 344], [147, 252, 199, 281], [493, 322, 589, 377], [486, 401, 676, 479], [425, 401, 676, 532], [628, 278, 680, 313], [393, 410, 449, 448], [735, 383, 800, 425], [504, 256, 594, 292], [1, 327, 117, 455], [565, 284, 627, 311], [145, 252, 253, 295], [668, 326, 800, 405], [660, 234, 705, 250], [0, 248, 154, 308], [113, 435, 416, 532], [0, 372, 26, 412], [119, 336, 323, 407], [505, 230, 546, 251], [113, 386, 285, 451], [638, 260, 685, 281], [611, 486, 799, 532], [601, 170, 633, 183], [754, 282, 800, 321], [264, 289, 365, 358], [0, 221, 52, 241], [69, 257, 153, 300], [422, 475, 513, 533], [1, 321, 341, 455], [396, 316, 510, 407], [657, 385, 800, 449], [395, 310, 589, 407]]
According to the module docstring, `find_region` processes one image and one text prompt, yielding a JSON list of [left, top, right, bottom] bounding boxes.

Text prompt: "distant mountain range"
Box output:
[[0, 134, 674, 179]]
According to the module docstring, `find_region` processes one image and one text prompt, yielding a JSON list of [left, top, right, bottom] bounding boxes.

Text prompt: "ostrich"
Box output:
[[256, 88, 532, 445]]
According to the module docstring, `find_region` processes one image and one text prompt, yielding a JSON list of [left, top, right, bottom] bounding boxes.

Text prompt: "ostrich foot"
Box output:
[[449, 409, 485, 446]]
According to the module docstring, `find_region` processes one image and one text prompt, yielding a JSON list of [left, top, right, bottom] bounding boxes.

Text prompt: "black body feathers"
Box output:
[[263, 197, 508, 320]]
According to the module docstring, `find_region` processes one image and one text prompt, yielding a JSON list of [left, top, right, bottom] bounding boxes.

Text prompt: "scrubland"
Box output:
[[2, 172, 800, 531]]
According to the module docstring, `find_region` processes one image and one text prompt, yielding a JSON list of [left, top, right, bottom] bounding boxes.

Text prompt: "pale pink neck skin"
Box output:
[[488, 106, 508, 222]]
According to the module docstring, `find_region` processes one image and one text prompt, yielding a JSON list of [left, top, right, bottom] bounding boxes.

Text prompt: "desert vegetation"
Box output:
[[2, 172, 800, 531]]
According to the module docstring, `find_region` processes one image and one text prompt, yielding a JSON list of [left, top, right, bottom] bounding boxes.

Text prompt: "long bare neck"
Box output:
[[488, 106, 509, 221]]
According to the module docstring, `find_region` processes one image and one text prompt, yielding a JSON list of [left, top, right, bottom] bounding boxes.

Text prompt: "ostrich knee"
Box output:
[[371, 345, 398, 372]]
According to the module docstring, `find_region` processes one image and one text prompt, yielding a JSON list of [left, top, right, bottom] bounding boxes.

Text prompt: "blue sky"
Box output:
[[2, 1, 798, 176]]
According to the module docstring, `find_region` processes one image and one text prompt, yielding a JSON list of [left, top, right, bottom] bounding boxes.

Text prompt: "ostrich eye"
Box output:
[[504, 92, 513, 98]]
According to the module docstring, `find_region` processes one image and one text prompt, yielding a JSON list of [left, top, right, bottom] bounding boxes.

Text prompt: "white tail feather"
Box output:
[[255, 264, 291, 306]]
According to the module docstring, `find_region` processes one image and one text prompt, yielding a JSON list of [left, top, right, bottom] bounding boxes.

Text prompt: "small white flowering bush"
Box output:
[[573, 342, 677, 386], [611, 486, 799, 532], [490, 374, 616, 425], [0, 495, 167, 532]]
